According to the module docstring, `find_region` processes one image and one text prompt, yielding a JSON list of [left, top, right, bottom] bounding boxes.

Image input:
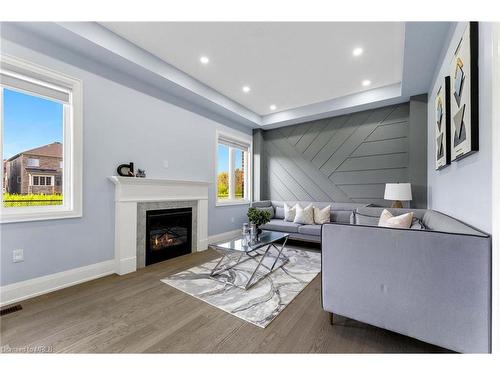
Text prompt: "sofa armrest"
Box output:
[[321, 223, 491, 353]]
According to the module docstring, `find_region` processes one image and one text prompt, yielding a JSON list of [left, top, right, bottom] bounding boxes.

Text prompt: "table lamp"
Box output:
[[384, 183, 412, 208]]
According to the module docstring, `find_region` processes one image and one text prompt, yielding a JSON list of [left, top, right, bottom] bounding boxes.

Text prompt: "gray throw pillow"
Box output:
[[353, 212, 379, 226], [275, 206, 285, 219]]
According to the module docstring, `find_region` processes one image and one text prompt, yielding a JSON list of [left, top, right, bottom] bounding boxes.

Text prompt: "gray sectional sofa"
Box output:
[[322, 207, 492, 353], [251, 200, 369, 243]]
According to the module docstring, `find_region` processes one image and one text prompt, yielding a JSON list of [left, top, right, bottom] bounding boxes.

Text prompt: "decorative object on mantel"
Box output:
[[449, 22, 479, 161], [247, 207, 272, 234], [384, 183, 412, 208], [435, 76, 451, 170], [136, 169, 146, 178], [116, 162, 134, 177]]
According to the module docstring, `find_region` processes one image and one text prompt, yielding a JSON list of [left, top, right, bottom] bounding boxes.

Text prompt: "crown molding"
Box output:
[[1, 22, 451, 130]]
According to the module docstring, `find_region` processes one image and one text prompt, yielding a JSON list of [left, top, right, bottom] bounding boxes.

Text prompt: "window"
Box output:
[[216, 132, 251, 205], [31, 175, 53, 186], [1, 55, 82, 222], [27, 158, 39, 167]]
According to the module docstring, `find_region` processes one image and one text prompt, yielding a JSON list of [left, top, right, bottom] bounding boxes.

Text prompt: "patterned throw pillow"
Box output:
[[294, 204, 315, 225], [378, 209, 413, 229], [284, 203, 296, 222], [313, 205, 331, 224]]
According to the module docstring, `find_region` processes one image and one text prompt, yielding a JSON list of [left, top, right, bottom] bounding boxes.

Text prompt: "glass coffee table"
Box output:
[[208, 230, 290, 290]]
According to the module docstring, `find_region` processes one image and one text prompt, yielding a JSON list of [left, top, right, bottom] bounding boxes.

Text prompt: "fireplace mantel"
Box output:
[[108, 176, 210, 275]]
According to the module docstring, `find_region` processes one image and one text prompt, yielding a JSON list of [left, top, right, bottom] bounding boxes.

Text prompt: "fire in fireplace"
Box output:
[[145, 207, 192, 265]]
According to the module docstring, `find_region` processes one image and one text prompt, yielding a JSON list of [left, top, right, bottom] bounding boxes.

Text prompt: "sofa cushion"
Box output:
[[294, 204, 314, 224], [353, 209, 426, 229], [330, 210, 352, 224], [297, 224, 322, 236], [314, 205, 331, 224], [260, 219, 301, 233], [284, 203, 296, 222], [275, 206, 285, 219], [422, 210, 487, 236], [355, 207, 426, 220], [271, 201, 369, 224], [378, 209, 413, 229], [352, 211, 379, 226]]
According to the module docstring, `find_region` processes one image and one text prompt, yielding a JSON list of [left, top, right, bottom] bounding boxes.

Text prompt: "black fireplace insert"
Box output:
[[145, 207, 192, 266]]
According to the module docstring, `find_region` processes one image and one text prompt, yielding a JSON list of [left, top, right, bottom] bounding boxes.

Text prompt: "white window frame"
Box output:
[[30, 174, 54, 187], [0, 54, 83, 223], [215, 130, 252, 206], [26, 158, 40, 167]]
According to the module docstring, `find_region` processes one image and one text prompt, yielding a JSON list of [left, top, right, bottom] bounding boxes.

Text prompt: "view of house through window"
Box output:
[[2, 88, 64, 207], [216, 135, 249, 202]]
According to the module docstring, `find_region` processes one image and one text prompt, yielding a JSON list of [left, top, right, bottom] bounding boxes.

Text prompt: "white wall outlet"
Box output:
[[231, 217, 235, 223], [13, 249, 24, 263], [162, 160, 169, 168]]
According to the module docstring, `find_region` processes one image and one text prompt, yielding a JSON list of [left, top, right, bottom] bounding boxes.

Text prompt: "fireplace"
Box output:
[[145, 207, 192, 266]]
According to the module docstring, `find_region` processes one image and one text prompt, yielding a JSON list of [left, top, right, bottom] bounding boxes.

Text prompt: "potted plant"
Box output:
[[247, 207, 272, 234]]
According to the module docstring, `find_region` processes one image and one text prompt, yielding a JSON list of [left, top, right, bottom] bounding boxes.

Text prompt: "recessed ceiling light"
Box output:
[[362, 80, 371, 87], [242, 86, 251, 93], [200, 56, 210, 64], [270, 104, 277, 111], [353, 47, 364, 57]]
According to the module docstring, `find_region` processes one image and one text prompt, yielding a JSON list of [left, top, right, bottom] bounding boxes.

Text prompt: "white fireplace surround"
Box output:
[[109, 176, 210, 275]]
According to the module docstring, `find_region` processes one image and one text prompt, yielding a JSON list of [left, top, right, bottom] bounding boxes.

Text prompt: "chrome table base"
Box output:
[[210, 237, 289, 290]]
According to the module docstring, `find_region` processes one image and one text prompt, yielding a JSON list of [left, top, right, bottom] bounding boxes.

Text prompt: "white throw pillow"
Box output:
[[313, 205, 331, 224], [284, 203, 296, 222], [378, 209, 413, 229], [294, 204, 315, 225]]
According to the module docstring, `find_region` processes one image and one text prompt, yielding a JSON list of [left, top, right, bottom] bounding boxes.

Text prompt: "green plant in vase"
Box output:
[[247, 207, 272, 233]]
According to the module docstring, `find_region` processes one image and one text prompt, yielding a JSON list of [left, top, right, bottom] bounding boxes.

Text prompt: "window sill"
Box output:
[[0, 209, 82, 224], [216, 199, 251, 207]]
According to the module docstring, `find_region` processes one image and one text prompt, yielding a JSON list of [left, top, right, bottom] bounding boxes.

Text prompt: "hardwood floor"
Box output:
[[0, 249, 450, 353]]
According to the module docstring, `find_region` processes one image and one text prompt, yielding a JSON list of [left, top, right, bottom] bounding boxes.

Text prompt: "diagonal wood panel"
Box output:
[[302, 116, 350, 162], [286, 122, 314, 146], [262, 103, 411, 204], [266, 143, 334, 201], [268, 155, 314, 201], [312, 112, 372, 168], [269, 137, 352, 201], [295, 118, 330, 154], [320, 106, 396, 176]]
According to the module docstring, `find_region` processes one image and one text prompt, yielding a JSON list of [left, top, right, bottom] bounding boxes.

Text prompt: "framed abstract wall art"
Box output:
[[449, 22, 479, 161], [435, 76, 451, 170]]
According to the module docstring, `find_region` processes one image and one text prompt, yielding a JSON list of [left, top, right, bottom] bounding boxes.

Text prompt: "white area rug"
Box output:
[[161, 247, 320, 328]]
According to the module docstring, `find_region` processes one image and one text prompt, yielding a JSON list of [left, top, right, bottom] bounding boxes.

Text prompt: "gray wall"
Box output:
[[0, 32, 251, 286], [427, 22, 493, 233], [259, 101, 428, 207], [408, 94, 428, 208]]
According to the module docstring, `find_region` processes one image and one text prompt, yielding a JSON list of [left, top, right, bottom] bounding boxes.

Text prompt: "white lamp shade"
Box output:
[[384, 183, 412, 201]]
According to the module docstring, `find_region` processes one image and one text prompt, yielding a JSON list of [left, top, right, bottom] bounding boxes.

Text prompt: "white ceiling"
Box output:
[[101, 22, 405, 116]]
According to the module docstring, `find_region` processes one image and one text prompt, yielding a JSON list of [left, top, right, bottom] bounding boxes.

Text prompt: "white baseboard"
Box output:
[[207, 229, 241, 245], [0, 260, 115, 307], [116, 256, 137, 275], [0, 230, 241, 307]]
